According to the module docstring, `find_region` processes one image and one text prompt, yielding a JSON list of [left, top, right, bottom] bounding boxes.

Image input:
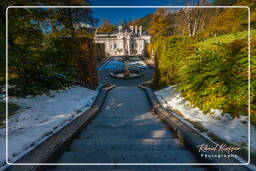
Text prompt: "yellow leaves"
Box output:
[[130, 18, 141, 25], [149, 9, 170, 37], [206, 6, 250, 35], [98, 19, 115, 33]]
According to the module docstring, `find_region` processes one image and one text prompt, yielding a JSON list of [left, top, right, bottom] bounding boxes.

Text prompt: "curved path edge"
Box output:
[[5, 84, 116, 171], [138, 84, 251, 171]]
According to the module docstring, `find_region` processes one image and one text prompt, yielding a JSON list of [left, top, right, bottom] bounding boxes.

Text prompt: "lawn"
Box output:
[[197, 29, 256, 49], [0, 102, 20, 127]]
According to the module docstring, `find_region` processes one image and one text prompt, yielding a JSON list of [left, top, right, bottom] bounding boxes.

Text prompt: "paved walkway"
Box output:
[[51, 86, 206, 170]]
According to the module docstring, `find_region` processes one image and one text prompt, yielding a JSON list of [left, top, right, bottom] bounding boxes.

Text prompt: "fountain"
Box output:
[[109, 34, 143, 79], [110, 55, 144, 79], [123, 57, 130, 77]]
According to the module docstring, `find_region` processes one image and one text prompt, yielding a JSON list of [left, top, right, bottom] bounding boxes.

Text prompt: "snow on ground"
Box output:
[[155, 86, 256, 152], [0, 86, 98, 166]]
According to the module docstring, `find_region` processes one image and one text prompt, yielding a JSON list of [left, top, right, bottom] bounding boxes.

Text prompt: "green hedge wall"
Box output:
[[3, 36, 102, 97], [153, 37, 198, 87], [153, 36, 256, 125]]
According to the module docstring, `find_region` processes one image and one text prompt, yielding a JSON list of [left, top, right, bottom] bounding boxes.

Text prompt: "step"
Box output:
[[98, 111, 153, 117], [77, 137, 175, 144], [51, 166, 207, 170], [78, 129, 176, 139], [100, 103, 151, 114], [68, 138, 184, 151], [86, 122, 166, 129], [100, 106, 152, 112], [94, 114, 156, 120], [85, 123, 167, 130], [96, 113, 159, 120], [83, 126, 172, 137], [56, 150, 199, 163], [91, 117, 163, 125]]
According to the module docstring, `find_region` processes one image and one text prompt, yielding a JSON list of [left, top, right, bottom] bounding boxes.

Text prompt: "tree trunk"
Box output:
[[185, 8, 193, 37]]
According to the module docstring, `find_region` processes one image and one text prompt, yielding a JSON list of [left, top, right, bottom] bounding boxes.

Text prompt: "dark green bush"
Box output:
[[0, 38, 5, 87], [8, 36, 76, 97], [7, 36, 101, 97], [95, 43, 106, 62]]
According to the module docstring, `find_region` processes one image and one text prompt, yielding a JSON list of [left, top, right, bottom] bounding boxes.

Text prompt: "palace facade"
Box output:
[[94, 26, 151, 56]]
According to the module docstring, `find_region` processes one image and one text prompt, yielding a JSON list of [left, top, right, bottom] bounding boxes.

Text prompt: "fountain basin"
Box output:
[[110, 69, 144, 79]]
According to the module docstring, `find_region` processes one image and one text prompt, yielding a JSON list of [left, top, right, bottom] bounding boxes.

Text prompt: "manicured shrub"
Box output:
[[179, 37, 254, 123], [95, 43, 106, 62], [7, 36, 102, 97], [153, 37, 198, 87], [0, 38, 5, 87], [145, 43, 153, 58], [250, 36, 256, 125], [153, 35, 255, 125], [69, 38, 99, 89]]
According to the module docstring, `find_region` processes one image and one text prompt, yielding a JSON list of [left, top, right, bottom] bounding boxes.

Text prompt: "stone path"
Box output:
[[50, 86, 206, 170]]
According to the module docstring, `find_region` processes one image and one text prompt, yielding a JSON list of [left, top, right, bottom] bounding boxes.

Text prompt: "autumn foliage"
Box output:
[[149, 9, 173, 37], [98, 19, 115, 33], [68, 38, 99, 89], [0, 1, 102, 96]]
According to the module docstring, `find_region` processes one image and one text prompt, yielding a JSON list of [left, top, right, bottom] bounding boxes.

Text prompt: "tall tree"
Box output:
[[184, 0, 209, 37], [203, 0, 256, 36], [98, 19, 115, 33], [129, 14, 152, 32], [149, 9, 174, 37], [0, 0, 99, 94]]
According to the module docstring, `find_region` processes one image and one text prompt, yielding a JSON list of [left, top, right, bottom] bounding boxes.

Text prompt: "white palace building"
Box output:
[[94, 26, 151, 56]]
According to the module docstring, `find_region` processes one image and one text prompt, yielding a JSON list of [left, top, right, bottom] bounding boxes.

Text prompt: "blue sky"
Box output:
[[89, 0, 187, 25]]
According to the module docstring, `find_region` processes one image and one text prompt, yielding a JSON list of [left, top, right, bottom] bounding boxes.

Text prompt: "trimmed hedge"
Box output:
[[145, 43, 153, 58], [6, 36, 102, 97], [69, 37, 99, 89], [153, 36, 256, 125], [153, 37, 198, 87], [95, 43, 106, 62]]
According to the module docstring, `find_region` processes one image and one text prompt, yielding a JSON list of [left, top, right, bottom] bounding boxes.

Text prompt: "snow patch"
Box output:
[[155, 86, 256, 153], [0, 86, 98, 166]]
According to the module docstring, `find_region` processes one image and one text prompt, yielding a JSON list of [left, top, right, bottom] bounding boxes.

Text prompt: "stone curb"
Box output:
[[138, 85, 251, 171], [5, 84, 116, 171]]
